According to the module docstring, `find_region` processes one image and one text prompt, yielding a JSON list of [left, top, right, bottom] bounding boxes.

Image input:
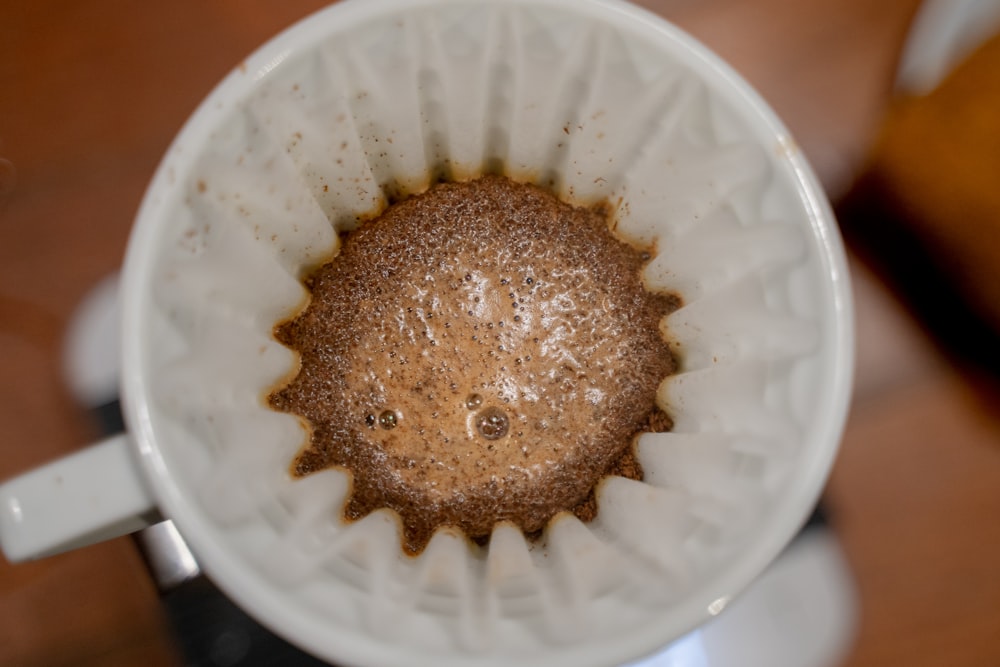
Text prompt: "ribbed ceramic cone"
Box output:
[[126, 1, 851, 665]]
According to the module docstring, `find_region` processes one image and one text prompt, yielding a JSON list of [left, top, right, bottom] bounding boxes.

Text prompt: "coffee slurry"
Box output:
[[269, 175, 679, 554]]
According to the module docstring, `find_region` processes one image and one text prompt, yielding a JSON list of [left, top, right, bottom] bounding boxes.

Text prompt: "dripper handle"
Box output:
[[0, 433, 157, 562]]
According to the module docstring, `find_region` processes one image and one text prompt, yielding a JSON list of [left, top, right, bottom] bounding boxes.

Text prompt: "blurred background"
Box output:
[[1, 0, 999, 665]]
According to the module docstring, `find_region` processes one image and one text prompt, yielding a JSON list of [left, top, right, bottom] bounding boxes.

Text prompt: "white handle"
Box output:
[[0, 433, 157, 562]]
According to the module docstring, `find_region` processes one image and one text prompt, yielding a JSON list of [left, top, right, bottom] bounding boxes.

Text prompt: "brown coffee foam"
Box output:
[[269, 175, 678, 553]]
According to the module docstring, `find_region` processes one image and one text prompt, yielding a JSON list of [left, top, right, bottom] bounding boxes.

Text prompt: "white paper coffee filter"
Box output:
[[122, 1, 852, 666]]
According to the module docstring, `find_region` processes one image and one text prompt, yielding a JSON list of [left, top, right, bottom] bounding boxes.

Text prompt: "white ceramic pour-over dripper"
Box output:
[[0, 1, 853, 666]]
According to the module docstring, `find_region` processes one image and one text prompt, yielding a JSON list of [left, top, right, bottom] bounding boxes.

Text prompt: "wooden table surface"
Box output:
[[3, 1, 999, 665]]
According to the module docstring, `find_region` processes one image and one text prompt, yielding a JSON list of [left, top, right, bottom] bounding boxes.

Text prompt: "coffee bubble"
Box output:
[[475, 407, 509, 440], [378, 410, 398, 430]]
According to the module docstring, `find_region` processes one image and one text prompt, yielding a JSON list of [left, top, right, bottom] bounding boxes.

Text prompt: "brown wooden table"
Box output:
[[3, 1, 999, 665]]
